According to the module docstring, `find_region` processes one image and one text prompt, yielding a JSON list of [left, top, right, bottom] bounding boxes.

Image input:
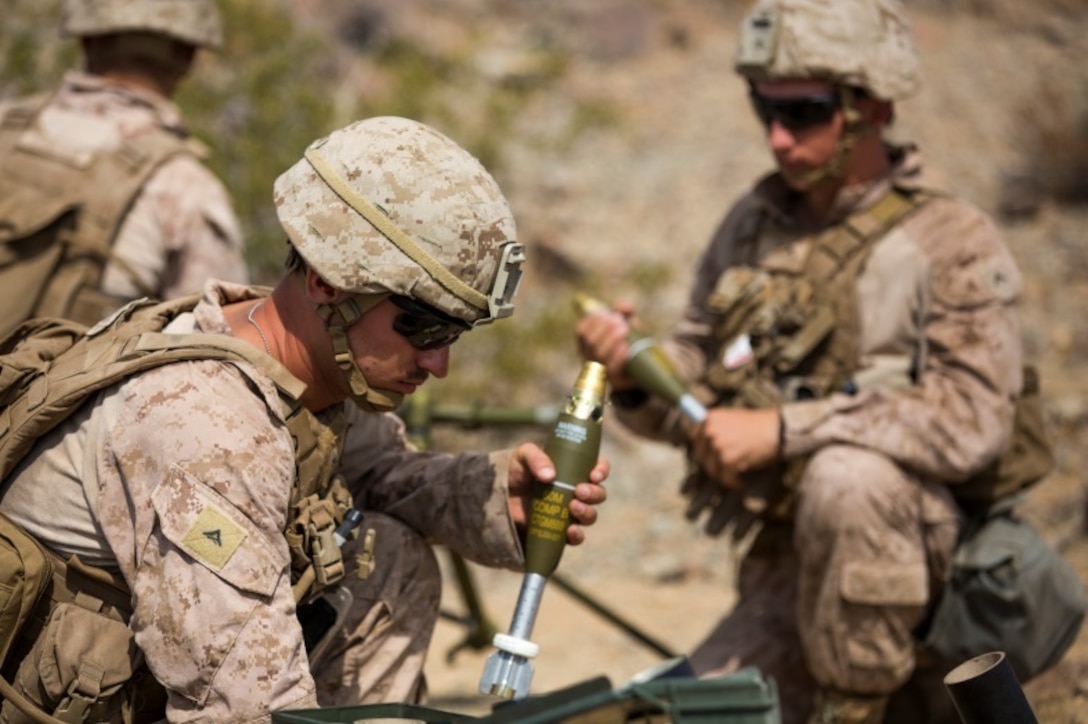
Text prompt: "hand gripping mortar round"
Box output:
[[478, 360, 608, 700], [573, 293, 707, 424]]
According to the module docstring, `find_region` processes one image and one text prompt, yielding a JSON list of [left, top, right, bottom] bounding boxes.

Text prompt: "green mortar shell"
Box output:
[[571, 293, 690, 407], [624, 337, 689, 405], [524, 361, 606, 577], [525, 412, 602, 576]]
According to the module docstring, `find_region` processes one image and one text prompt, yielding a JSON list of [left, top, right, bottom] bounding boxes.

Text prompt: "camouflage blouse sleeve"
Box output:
[[338, 407, 524, 570], [95, 359, 318, 720], [781, 196, 1023, 482]]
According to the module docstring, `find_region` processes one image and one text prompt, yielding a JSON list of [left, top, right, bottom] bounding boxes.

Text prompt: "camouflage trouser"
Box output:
[[310, 512, 443, 706], [689, 444, 960, 724]]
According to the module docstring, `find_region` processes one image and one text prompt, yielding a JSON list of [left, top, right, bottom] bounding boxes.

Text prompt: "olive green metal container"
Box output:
[[272, 667, 781, 723]]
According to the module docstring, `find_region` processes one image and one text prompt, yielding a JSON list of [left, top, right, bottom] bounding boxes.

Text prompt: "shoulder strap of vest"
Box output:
[[71, 128, 201, 266], [803, 185, 936, 284], [0, 296, 306, 485], [798, 185, 939, 392], [1, 99, 202, 300]]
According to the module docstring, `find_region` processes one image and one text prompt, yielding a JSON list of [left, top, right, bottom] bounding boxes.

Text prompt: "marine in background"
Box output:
[[0, 0, 246, 339], [577, 0, 1032, 721]]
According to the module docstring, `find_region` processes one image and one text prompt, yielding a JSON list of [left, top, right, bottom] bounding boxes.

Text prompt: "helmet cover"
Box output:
[[274, 116, 522, 325], [734, 0, 920, 101], [62, 0, 223, 49]]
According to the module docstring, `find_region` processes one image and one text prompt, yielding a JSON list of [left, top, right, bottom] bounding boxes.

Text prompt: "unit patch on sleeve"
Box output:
[[181, 504, 248, 571]]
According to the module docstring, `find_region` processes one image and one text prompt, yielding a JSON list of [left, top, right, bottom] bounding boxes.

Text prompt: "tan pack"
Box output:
[[0, 513, 52, 671], [0, 296, 361, 720], [0, 296, 356, 602], [0, 94, 201, 340]]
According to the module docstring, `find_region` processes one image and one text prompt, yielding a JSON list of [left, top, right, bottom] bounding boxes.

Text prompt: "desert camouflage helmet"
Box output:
[[734, 0, 920, 101], [61, 0, 223, 50], [275, 116, 525, 326]]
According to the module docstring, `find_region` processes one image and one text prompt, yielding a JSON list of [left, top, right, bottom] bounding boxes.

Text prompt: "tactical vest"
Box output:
[[0, 94, 201, 341], [0, 295, 361, 723], [704, 186, 928, 409], [682, 185, 1053, 537]]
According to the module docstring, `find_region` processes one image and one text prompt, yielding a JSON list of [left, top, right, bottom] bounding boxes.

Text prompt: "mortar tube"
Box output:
[[943, 651, 1038, 724]]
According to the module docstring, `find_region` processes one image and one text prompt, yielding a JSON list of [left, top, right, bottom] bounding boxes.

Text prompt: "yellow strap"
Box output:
[[304, 147, 488, 312], [804, 187, 926, 281], [844, 187, 918, 239]]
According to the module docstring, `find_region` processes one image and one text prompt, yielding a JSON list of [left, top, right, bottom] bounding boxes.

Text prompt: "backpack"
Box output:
[[0, 296, 311, 718], [923, 502, 1087, 681], [0, 511, 52, 670], [0, 94, 201, 341], [0, 295, 287, 658], [0, 295, 295, 484]]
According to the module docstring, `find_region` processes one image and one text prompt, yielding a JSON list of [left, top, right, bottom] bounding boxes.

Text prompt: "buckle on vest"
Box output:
[[307, 509, 346, 589], [54, 663, 106, 723], [355, 528, 377, 581]]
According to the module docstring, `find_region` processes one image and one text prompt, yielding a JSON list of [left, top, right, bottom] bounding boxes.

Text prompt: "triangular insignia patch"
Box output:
[[182, 505, 247, 571]]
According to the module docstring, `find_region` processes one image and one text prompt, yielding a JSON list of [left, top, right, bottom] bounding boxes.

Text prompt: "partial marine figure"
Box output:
[[0, 0, 247, 340], [576, 0, 1077, 722], [0, 115, 608, 723]]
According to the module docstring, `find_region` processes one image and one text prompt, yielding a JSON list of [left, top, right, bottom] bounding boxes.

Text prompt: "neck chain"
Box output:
[[247, 300, 273, 356]]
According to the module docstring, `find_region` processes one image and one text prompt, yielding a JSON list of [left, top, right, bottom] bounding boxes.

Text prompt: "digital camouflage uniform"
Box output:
[[0, 0, 245, 338], [0, 280, 525, 722], [0, 70, 247, 306], [0, 114, 527, 723], [608, 1, 1023, 720], [616, 147, 1022, 723]]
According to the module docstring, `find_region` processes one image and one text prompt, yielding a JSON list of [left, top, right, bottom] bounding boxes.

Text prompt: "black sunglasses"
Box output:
[[390, 295, 470, 351], [749, 90, 840, 133]]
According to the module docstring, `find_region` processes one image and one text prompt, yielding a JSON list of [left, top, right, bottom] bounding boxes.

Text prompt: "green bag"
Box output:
[[923, 506, 1087, 681]]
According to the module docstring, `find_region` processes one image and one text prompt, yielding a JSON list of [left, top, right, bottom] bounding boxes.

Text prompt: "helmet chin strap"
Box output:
[[313, 293, 404, 413]]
